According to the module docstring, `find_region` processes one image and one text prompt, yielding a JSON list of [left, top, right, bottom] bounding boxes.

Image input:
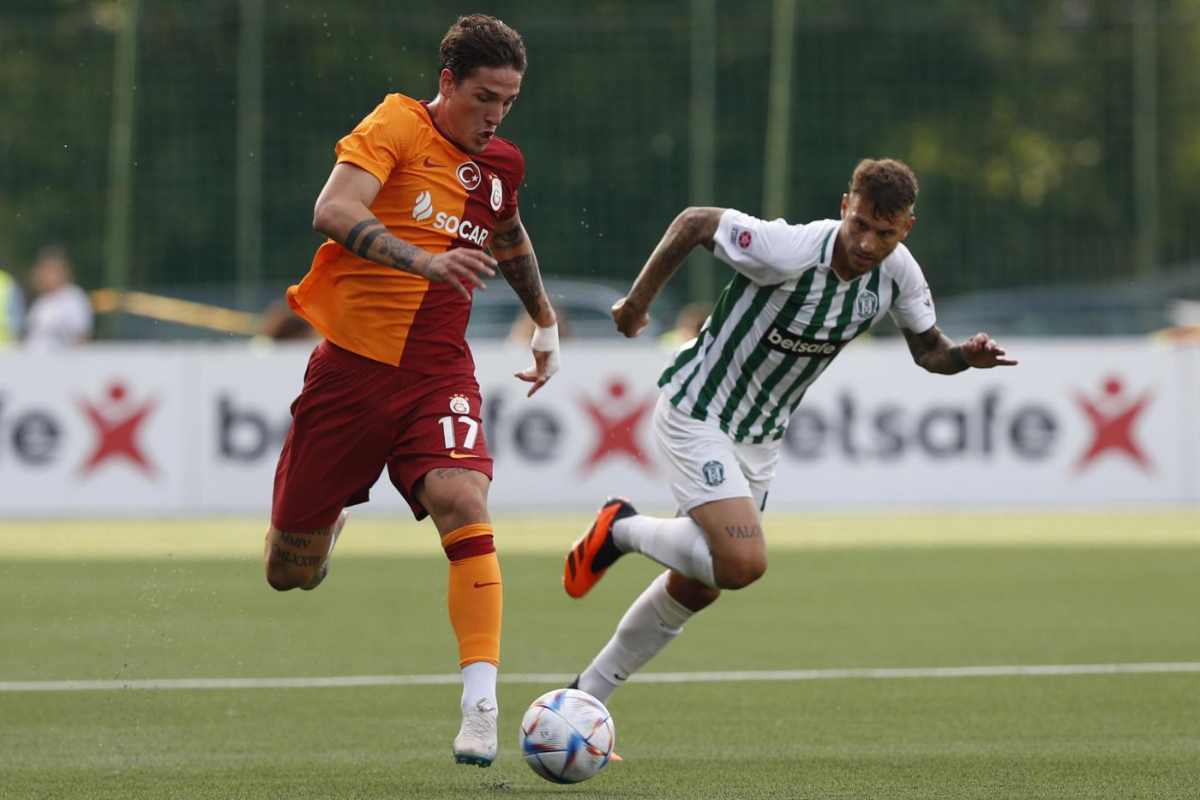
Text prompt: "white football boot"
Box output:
[[453, 698, 498, 767]]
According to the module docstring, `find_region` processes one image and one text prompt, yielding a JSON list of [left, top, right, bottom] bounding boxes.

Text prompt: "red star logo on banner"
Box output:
[[1074, 376, 1152, 473], [579, 378, 655, 474], [78, 381, 158, 477]]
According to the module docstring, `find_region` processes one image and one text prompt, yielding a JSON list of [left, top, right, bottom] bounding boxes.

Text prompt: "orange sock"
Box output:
[[442, 523, 502, 668]]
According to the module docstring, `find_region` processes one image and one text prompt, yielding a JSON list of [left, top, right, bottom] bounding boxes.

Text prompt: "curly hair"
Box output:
[[440, 14, 527, 82], [848, 159, 919, 219]]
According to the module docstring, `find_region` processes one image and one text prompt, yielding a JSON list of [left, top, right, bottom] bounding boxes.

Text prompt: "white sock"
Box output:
[[613, 514, 716, 588], [577, 571, 695, 703], [461, 661, 498, 712]]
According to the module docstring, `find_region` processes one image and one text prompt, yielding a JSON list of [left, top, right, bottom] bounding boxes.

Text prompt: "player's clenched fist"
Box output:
[[416, 249, 497, 299], [611, 296, 650, 338]]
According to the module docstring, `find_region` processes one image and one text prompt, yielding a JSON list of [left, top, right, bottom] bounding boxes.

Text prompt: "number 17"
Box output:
[[438, 415, 479, 450]]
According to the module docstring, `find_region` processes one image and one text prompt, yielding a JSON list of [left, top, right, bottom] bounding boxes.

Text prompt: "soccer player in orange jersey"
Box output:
[[263, 15, 559, 768]]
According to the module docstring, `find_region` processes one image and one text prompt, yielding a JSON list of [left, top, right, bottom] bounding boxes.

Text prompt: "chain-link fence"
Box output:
[[2, 1, 1199, 335]]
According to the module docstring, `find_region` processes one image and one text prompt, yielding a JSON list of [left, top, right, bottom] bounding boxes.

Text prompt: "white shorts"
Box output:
[[652, 393, 780, 515]]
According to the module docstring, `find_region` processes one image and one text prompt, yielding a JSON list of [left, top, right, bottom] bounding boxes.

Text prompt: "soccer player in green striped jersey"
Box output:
[[562, 159, 1017, 707]]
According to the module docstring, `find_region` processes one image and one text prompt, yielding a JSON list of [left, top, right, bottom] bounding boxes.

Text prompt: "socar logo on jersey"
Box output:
[[412, 190, 433, 221]]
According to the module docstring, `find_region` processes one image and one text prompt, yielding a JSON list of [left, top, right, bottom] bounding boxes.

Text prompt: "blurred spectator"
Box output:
[[659, 301, 710, 348], [1155, 299, 1200, 342], [0, 265, 25, 347], [24, 246, 93, 350], [508, 306, 570, 345], [258, 298, 318, 341]]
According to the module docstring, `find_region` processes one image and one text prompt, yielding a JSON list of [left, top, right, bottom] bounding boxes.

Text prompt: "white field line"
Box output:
[[3, 662, 1199, 693]]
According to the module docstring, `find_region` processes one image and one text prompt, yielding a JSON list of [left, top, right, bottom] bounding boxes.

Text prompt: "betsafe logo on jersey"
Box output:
[[763, 327, 844, 357]]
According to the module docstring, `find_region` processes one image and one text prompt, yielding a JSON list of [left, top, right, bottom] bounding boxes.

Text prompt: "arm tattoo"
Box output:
[[375, 235, 425, 270], [341, 217, 386, 259], [947, 344, 970, 371], [492, 224, 527, 250], [903, 326, 969, 375], [647, 216, 705, 275], [356, 226, 387, 259], [343, 217, 424, 271], [628, 210, 719, 305], [725, 524, 762, 539], [499, 253, 551, 320], [344, 220, 375, 252]]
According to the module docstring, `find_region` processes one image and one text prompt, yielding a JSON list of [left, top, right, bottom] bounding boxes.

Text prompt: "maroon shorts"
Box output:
[[271, 340, 493, 529]]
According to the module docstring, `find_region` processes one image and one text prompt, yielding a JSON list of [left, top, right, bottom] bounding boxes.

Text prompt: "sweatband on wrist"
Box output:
[[530, 323, 559, 352]]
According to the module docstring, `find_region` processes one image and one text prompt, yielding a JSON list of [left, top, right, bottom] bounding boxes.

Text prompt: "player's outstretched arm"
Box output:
[[312, 163, 495, 299], [492, 211, 559, 397], [902, 326, 1018, 374], [613, 207, 724, 338]]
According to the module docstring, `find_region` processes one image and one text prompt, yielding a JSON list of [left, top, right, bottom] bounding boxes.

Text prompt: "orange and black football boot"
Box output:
[[563, 497, 638, 598]]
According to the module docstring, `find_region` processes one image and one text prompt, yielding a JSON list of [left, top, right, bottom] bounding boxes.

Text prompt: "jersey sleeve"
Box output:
[[887, 246, 937, 333], [712, 209, 830, 286], [334, 94, 416, 185]]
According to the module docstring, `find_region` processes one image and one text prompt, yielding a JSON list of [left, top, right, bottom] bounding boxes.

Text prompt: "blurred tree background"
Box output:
[[2, 0, 1199, 336]]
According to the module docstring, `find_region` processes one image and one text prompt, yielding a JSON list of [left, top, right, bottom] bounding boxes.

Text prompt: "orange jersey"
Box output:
[[287, 93, 524, 370]]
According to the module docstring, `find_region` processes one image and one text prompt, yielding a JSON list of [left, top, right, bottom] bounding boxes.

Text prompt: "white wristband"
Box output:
[[530, 322, 559, 352], [530, 322, 560, 378]]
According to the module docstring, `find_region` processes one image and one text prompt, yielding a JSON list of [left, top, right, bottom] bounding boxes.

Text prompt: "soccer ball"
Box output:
[[519, 688, 616, 784]]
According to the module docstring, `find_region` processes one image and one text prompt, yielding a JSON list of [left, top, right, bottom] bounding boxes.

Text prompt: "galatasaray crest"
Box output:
[[490, 175, 503, 212]]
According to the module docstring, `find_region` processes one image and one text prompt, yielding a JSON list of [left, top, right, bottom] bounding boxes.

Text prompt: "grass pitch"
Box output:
[[1, 511, 1199, 799]]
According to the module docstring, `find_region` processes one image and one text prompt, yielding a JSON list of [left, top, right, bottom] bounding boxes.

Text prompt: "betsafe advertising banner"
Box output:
[[0, 348, 195, 513], [0, 340, 1195, 516]]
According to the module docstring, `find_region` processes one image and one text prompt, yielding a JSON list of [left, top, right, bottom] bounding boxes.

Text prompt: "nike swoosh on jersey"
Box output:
[[423, 156, 444, 168], [473, 581, 501, 588], [449, 451, 478, 459]]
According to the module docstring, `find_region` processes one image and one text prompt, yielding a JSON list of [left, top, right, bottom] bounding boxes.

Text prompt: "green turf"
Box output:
[[2, 520, 1200, 798]]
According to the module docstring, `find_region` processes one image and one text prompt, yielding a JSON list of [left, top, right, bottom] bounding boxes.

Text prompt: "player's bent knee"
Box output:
[[265, 561, 297, 591], [668, 574, 722, 611], [420, 471, 490, 530], [432, 494, 488, 525], [713, 555, 767, 590]]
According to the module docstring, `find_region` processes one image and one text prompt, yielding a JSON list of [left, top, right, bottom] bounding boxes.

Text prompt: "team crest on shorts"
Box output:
[[701, 459, 726, 487], [449, 394, 471, 415]]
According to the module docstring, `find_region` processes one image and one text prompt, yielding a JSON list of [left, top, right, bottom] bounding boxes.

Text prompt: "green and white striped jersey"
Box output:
[[658, 209, 937, 443]]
